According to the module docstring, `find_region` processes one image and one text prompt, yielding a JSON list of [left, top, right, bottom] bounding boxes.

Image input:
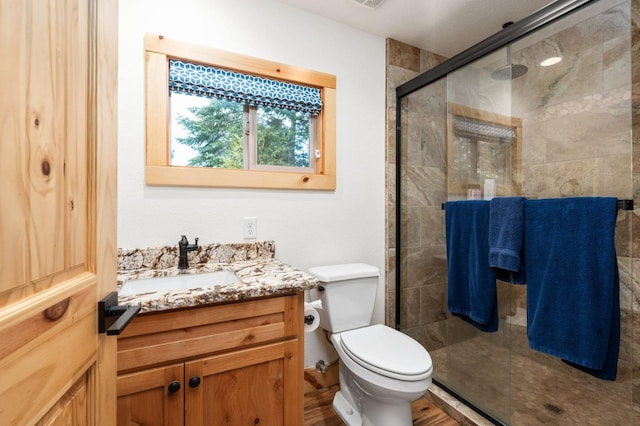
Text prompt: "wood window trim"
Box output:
[[144, 33, 337, 190], [446, 102, 522, 196]]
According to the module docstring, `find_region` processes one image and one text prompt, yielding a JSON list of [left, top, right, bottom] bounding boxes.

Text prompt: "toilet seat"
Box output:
[[339, 324, 432, 381]]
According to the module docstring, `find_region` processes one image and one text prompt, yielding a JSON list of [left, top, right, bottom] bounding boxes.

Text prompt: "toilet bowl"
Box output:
[[308, 263, 433, 426], [330, 324, 432, 425]]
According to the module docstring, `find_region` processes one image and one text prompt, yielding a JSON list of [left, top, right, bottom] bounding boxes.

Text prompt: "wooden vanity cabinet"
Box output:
[[116, 293, 304, 426]]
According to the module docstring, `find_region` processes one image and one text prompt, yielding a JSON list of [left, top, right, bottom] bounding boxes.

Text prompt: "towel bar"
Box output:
[[441, 199, 634, 210], [617, 199, 634, 210]]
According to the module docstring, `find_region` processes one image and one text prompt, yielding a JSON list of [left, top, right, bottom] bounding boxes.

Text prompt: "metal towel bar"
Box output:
[[440, 199, 634, 210]]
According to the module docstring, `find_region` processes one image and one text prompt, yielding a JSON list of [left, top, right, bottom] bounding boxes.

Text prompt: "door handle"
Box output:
[[98, 291, 140, 335]]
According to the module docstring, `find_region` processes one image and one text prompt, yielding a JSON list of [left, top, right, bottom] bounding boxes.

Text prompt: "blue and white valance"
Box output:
[[454, 117, 516, 140], [169, 59, 322, 115]]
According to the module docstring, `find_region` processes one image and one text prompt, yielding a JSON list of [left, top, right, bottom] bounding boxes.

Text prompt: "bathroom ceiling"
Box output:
[[275, 0, 555, 57]]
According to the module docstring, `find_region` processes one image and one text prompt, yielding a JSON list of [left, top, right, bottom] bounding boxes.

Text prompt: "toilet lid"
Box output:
[[339, 324, 432, 381]]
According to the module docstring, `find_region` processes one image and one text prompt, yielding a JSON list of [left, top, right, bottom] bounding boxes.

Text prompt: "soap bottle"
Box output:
[[467, 184, 481, 200], [483, 179, 496, 200]]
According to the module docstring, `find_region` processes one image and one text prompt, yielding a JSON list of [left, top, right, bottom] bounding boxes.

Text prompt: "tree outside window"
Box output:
[[171, 94, 314, 171]]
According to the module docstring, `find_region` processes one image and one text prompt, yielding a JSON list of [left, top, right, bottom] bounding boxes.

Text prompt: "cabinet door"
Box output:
[[118, 363, 184, 426], [185, 340, 301, 426]]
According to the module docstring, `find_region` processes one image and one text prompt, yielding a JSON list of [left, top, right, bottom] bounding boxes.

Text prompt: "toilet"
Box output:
[[308, 263, 433, 426]]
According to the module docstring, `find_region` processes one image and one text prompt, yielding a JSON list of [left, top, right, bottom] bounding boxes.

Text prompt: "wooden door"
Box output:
[[117, 363, 184, 426], [0, 0, 118, 424], [184, 340, 301, 426]]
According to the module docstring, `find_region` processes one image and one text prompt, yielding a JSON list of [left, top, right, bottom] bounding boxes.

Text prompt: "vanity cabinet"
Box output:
[[116, 293, 304, 425]]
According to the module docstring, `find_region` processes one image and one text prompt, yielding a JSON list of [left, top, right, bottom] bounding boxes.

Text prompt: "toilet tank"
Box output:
[[308, 263, 379, 333]]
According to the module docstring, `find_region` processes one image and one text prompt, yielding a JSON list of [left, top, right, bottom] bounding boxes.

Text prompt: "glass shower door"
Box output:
[[443, 45, 516, 423], [398, 0, 635, 424]]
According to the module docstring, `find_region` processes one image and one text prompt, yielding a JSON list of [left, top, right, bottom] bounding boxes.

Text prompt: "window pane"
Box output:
[[256, 107, 310, 168], [170, 93, 244, 168]]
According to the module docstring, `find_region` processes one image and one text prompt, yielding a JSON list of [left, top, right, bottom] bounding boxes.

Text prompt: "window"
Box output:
[[145, 34, 336, 190], [447, 103, 522, 196], [170, 94, 316, 172]]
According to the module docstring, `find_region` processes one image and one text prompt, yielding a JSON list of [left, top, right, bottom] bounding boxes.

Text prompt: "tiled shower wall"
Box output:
[[385, 39, 447, 336], [385, 0, 640, 419]]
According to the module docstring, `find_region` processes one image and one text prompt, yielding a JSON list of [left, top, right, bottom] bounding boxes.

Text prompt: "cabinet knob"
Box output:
[[167, 381, 181, 395], [188, 376, 201, 388]]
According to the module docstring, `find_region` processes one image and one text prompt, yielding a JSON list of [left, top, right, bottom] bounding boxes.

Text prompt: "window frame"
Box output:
[[446, 103, 522, 196], [244, 105, 317, 173], [145, 33, 336, 190]]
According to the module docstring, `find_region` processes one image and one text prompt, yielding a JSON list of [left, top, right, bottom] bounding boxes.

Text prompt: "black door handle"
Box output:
[[98, 292, 140, 335]]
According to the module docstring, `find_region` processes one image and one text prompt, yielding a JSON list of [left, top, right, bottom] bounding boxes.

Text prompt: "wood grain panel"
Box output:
[[144, 34, 336, 89], [0, 276, 97, 424], [1, 0, 118, 424], [145, 51, 169, 166], [321, 88, 336, 178], [27, 0, 68, 282], [289, 293, 305, 426], [200, 340, 293, 376], [38, 374, 89, 426], [117, 296, 296, 372], [117, 312, 284, 352], [283, 290, 302, 337], [118, 322, 286, 373], [208, 358, 285, 425], [92, 0, 120, 424], [0, 279, 94, 359], [117, 364, 183, 426], [195, 340, 302, 426], [145, 164, 337, 190], [0, 0, 94, 301], [64, 0, 89, 270], [0, 0, 29, 296], [119, 296, 287, 338], [187, 342, 297, 426], [117, 363, 181, 397]]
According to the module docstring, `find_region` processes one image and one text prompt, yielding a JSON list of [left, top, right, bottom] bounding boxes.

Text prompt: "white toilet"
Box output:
[[308, 263, 433, 426]]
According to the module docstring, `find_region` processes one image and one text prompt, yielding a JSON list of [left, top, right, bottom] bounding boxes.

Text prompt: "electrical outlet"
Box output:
[[242, 217, 257, 239]]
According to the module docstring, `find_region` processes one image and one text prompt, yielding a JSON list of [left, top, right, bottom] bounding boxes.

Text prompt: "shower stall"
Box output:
[[393, 0, 637, 424]]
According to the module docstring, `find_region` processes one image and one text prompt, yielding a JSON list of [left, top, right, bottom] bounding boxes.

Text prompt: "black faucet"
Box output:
[[178, 235, 199, 269]]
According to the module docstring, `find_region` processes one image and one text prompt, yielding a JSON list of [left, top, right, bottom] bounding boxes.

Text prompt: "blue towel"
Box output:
[[524, 197, 620, 380], [489, 197, 526, 284], [445, 200, 498, 332]]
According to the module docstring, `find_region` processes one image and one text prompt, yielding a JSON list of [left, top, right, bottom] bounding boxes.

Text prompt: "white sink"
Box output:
[[119, 270, 240, 296]]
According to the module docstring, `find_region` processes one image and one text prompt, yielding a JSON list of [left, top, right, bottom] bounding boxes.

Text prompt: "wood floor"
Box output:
[[304, 385, 460, 426]]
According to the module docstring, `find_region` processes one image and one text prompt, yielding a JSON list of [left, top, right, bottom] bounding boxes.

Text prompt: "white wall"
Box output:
[[117, 0, 387, 363]]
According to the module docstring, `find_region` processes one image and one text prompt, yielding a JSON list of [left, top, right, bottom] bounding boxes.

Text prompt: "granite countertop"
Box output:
[[117, 241, 318, 313]]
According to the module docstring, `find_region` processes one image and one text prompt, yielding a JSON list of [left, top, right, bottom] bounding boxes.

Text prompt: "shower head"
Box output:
[[491, 63, 529, 80], [491, 32, 528, 81]]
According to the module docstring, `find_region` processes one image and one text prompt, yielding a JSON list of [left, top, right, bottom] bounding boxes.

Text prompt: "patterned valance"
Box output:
[[454, 117, 515, 140], [169, 59, 322, 115]]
